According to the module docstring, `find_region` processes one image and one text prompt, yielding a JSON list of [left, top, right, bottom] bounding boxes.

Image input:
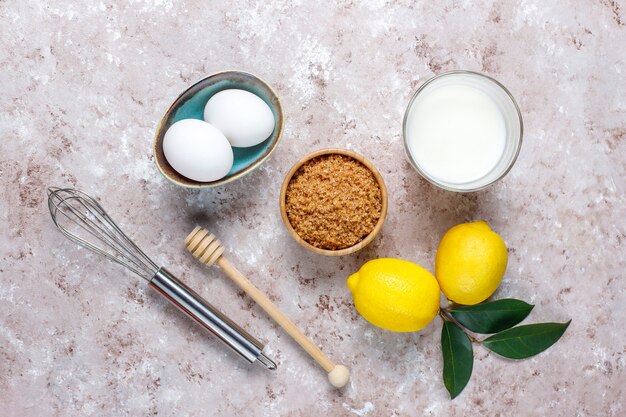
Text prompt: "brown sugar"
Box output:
[[285, 154, 382, 250]]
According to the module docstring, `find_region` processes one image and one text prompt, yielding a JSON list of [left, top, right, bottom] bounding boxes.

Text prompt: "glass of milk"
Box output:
[[403, 71, 523, 192]]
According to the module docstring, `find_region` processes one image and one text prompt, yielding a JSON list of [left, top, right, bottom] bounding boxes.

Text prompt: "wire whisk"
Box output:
[[47, 187, 276, 370]]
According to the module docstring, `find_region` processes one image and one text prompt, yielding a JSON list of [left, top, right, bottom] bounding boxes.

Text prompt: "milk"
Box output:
[[405, 82, 506, 185]]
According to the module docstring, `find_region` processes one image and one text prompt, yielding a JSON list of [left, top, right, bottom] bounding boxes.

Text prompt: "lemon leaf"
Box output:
[[483, 321, 571, 359], [441, 321, 473, 399], [449, 299, 534, 334]]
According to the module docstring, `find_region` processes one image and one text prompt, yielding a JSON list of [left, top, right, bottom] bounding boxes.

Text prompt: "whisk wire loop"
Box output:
[[47, 187, 159, 281]]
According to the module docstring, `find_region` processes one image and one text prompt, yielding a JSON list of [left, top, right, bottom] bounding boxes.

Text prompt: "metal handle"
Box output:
[[149, 267, 276, 369]]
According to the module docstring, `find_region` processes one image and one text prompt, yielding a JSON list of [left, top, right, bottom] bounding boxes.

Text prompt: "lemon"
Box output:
[[435, 221, 508, 305], [347, 258, 440, 332]]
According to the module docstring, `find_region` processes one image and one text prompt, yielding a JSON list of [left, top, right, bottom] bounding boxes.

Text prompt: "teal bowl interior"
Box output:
[[154, 71, 283, 187]]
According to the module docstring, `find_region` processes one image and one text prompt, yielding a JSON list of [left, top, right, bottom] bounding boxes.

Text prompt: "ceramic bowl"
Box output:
[[279, 148, 388, 256], [154, 70, 284, 187]]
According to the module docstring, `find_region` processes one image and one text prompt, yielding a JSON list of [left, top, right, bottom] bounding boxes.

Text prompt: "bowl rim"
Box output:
[[279, 148, 388, 256], [153, 70, 284, 188]]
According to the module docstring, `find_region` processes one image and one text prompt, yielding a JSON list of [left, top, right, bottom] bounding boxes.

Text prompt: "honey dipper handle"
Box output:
[[215, 256, 350, 387]]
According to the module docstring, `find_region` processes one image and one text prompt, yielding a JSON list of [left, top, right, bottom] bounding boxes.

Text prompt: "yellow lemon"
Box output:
[[435, 221, 508, 305], [347, 258, 440, 332]]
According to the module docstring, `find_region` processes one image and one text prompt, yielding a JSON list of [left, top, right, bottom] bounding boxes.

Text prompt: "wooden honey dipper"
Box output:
[[184, 226, 350, 388]]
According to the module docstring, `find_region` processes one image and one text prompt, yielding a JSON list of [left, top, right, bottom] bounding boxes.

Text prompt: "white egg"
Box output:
[[203, 89, 275, 148], [163, 119, 233, 182]]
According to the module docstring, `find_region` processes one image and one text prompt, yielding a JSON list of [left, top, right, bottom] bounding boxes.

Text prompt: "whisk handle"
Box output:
[[149, 268, 275, 369]]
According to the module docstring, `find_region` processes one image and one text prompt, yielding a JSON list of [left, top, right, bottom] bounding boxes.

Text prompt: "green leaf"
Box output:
[[450, 299, 534, 334], [441, 321, 473, 399], [483, 321, 571, 359]]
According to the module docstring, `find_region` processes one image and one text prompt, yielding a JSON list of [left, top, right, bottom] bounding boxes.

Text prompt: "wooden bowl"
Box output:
[[154, 70, 284, 188], [279, 148, 388, 256]]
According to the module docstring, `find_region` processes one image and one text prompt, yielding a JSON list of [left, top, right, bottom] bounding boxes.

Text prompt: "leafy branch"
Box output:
[[439, 298, 570, 399]]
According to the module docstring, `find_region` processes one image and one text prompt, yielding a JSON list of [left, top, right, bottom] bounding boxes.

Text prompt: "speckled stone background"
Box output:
[[1, 1, 625, 416]]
